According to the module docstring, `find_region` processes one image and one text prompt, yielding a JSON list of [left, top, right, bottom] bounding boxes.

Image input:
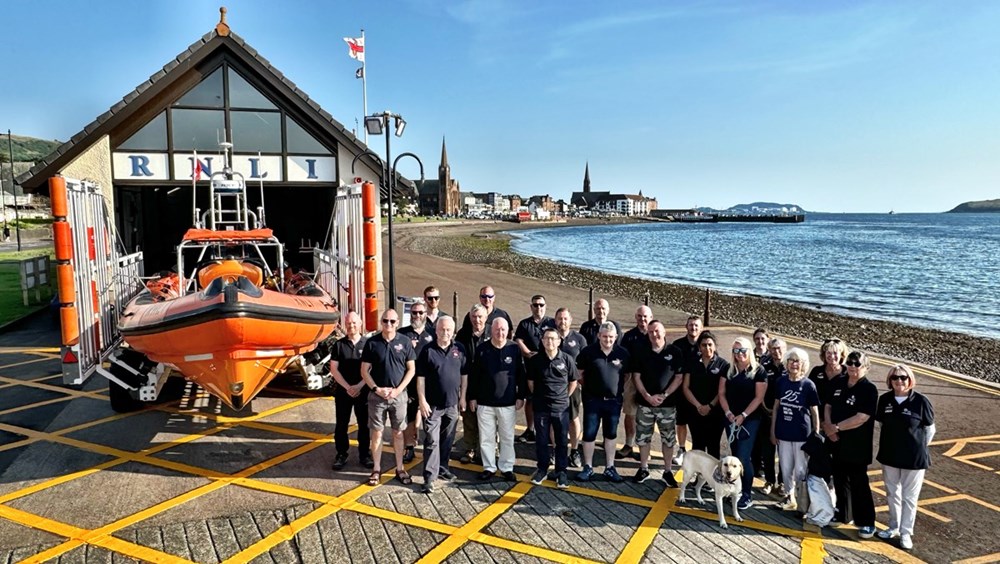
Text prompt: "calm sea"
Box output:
[[509, 213, 1000, 340]]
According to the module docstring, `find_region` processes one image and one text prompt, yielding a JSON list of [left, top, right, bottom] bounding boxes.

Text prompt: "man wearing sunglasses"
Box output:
[[514, 295, 556, 444], [400, 301, 436, 464], [360, 309, 417, 486], [423, 286, 442, 326], [461, 285, 512, 336]]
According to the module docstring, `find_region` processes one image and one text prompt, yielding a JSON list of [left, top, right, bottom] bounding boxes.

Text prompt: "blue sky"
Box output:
[[3, 0, 999, 212]]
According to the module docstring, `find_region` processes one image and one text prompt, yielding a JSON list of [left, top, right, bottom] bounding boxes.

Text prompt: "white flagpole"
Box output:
[[192, 150, 198, 227], [361, 28, 368, 145]]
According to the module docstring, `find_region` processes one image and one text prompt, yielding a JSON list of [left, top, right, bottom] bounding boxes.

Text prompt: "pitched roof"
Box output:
[[17, 27, 413, 197]]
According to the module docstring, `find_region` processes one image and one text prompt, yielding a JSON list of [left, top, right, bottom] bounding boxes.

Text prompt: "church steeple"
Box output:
[[583, 162, 591, 193], [439, 137, 450, 176]]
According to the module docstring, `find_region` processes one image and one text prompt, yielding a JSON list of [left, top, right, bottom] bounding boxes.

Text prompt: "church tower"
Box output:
[[438, 137, 456, 215], [583, 162, 591, 193]]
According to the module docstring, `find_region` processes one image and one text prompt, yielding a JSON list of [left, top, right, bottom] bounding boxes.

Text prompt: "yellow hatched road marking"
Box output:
[[825, 538, 926, 563], [668, 503, 820, 539], [416, 481, 532, 563], [800, 537, 827, 564], [955, 552, 1000, 564], [93, 536, 198, 564], [958, 449, 1000, 461], [0, 347, 60, 354], [0, 355, 60, 371], [615, 487, 677, 564], [0, 373, 107, 399], [932, 433, 1000, 446], [470, 532, 603, 564]]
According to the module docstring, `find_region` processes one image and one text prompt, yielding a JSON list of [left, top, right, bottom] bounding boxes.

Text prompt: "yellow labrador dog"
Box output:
[[677, 450, 744, 529]]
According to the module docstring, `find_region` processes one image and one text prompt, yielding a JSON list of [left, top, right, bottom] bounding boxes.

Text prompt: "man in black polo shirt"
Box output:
[[461, 285, 513, 334], [527, 327, 578, 489], [575, 322, 630, 483], [632, 320, 685, 486], [671, 315, 702, 466], [455, 304, 490, 464], [360, 308, 417, 485], [400, 301, 435, 463], [330, 312, 372, 470], [618, 305, 652, 460], [554, 307, 588, 468], [514, 294, 555, 445], [416, 316, 468, 493], [579, 298, 622, 346], [472, 318, 524, 481]]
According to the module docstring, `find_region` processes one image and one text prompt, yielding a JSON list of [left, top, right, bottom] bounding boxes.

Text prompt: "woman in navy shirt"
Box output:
[[808, 338, 847, 408], [875, 364, 935, 552], [682, 331, 729, 459], [822, 350, 879, 539], [718, 336, 767, 510], [770, 347, 820, 512]]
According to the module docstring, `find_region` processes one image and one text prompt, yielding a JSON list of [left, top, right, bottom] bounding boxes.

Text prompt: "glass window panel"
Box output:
[[171, 109, 227, 151], [174, 67, 224, 107], [231, 111, 282, 152], [118, 111, 167, 151], [227, 68, 276, 109], [286, 117, 330, 154]]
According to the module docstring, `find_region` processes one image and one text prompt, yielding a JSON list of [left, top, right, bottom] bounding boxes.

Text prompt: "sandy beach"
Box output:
[[390, 219, 1000, 383]]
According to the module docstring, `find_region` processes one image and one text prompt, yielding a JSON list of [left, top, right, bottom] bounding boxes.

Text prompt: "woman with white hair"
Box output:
[[875, 364, 935, 551], [719, 336, 768, 511], [770, 347, 821, 511]]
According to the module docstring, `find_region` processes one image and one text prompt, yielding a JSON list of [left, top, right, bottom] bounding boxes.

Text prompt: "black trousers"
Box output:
[[752, 411, 778, 483], [832, 458, 875, 527], [686, 407, 724, 459], [335, 387, 371, 459]]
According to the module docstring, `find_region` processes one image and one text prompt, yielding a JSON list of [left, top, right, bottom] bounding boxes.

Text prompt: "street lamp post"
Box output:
[[357, 111, 423, 312]]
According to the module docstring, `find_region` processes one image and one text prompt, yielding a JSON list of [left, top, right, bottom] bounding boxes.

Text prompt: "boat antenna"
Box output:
[[257, 150, 266, 227]]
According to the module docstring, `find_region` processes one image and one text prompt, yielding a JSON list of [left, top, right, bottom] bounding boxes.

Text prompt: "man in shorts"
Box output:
[[575, 322, 631, 482], [632, 320, 685, 486], [399, 301, 435, 463], [360, 309, 416, 485]]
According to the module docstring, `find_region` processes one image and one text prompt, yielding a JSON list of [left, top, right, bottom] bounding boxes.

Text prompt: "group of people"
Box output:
[[327, 285, 936, 551]]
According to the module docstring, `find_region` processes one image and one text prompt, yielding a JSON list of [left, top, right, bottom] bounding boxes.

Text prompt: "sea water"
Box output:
[[509, 213, 1000, 340]]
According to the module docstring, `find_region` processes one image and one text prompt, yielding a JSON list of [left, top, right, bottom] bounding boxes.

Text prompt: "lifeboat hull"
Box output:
[[119, 277, 339, 410]]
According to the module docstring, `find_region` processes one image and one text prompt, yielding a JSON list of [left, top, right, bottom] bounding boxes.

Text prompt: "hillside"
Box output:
[[697, 202, 807, 214], [948, 199, 1000, 213], [0, 134, 62, 163]]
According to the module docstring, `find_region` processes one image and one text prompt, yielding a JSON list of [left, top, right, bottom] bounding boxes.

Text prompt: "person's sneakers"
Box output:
[[517, 429, 536, 444], [460, 449, 477, 464], [634, 467, 651, 483], [877, 529, 900, 541], [422, 481, 436, 494], [438, 469, 457, 481], [604, 466, 624, 483], [403, 446, 416, 464], [775, 483, 787, 497], [530, 469, 547, 485], [737, 493, 754, 511], [362, 455, 375, 469], [662, 469, 679, 488], [577, 465, 594, 482], [331, 453, 349, 471], [478, 470, 495, 481], [761, 482, 774, 495], [672, 447, 685, 466], [569, 448, 583, 468], [857, 526, 876, 539], [556, 472, 570, 489], [501, 470, 517, 481], [899, 534, 913, 550], [777, 496, 798, 511], [616, 444, 634, 460]]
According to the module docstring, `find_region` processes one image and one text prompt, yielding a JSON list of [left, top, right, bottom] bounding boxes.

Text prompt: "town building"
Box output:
[[569, 163, 657, 216], [417, 138, 461, 216]]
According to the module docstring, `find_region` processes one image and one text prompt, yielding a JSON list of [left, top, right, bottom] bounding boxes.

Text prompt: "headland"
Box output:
[[394, 219, 1000, 383]]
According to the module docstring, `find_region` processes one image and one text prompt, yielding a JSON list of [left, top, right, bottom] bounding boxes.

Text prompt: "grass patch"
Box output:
[[455, 235, 511, 252]]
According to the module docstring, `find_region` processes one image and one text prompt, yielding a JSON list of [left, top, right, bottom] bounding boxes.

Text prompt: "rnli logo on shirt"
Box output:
[[710, 368, 720, 374], [554, 362, 566, 370], [504, 356, 513, 364], [901, 408, 912, 416], [424, 335, 433, 342], [665, 354, 673, 360], [394, 343, 404, 352], [611, 359, 622, 366], [567, 340, 577, 347]]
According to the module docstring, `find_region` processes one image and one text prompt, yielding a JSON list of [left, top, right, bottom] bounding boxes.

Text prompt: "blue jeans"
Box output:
[[534, 409, 570, 473], [582, 397, 623, 442], [729, 417, 760, 496]]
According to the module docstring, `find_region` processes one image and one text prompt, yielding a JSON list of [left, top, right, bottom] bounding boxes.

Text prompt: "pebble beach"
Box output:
[[394, 219, 1000, 383]]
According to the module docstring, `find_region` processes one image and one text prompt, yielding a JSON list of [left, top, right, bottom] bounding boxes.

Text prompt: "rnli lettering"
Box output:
[[113, 153, 335, 182], [113, 152, 169, 180]]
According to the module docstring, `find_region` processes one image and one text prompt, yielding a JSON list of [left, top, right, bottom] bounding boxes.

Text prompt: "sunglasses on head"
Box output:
[[845, 359, 863, 367], [824, 339, 842, 344], [890, 374, 910, 382], [732, 347, 748, 354], [381, 319, 398, 325]]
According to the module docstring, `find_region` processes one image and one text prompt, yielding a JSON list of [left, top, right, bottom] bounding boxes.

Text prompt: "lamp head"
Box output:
[[364, 115, 384, 135]]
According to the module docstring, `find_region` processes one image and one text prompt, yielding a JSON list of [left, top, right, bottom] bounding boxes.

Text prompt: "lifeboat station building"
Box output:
[[18, 14, 409, 273]]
